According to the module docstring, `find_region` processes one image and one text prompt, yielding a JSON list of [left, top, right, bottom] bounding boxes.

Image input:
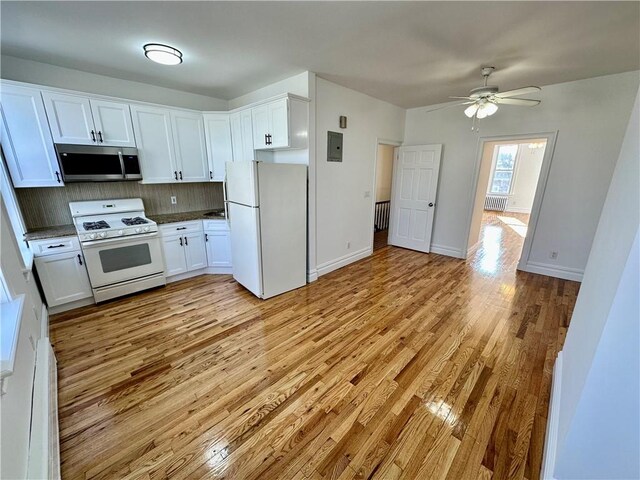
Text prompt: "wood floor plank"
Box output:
[[50, 212, 578, 479]]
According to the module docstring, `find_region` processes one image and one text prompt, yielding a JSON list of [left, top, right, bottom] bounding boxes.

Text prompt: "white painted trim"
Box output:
[[430, 244, 465, 259], [505, 206, 532, 214], [317, 247, 371, 277], [40, 303, 49, 338], [166, 267, 233, 284], [467, 241, 480, 258], [48, 296, 95, 315], [541, 351, 563, 480], [306, 269, 318, 283], [520, 261, 584, 282], [464, 132, 558, 263]]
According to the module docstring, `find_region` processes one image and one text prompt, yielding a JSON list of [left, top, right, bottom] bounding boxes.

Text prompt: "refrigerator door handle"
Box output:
[[223, 173, 230, 229]]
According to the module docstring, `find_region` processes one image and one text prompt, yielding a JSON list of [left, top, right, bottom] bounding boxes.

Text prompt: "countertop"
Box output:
[[24, 224, 77, 241], [148, 209, 226, 224], [24, 209, 226, 241]]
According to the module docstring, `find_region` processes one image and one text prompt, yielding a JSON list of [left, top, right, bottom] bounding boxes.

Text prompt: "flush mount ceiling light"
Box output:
[[143, 43, 183, 65]]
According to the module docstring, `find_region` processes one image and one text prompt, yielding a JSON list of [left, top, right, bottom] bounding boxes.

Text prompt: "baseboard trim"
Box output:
[[541, 351, 562, 480], [48, 297, 95, 315], [307, 269, 318, 282], [505, 207, 532, 214], [317, 247, 372, 277], [166, 267, 232, 284], [520, 261, 584, 282], [430, 244, 465, 259]]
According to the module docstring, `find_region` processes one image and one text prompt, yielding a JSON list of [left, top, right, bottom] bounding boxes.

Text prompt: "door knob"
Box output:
[[428, 202, 434, 207]]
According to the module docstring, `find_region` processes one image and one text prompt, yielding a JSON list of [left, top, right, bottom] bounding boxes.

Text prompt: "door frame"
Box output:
[[370, 138, 403, 251], [463, 131, 559, 270]]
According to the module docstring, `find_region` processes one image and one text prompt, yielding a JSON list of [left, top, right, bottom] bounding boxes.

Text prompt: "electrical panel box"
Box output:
[[327, 131, 343, 162]]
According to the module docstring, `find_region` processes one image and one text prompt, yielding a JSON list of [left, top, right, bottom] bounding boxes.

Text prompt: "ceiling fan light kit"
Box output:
[[426, 66, 542, 130]]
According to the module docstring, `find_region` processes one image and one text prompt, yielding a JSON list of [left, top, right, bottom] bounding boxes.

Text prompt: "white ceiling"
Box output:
[[1, 1, 638, 108]]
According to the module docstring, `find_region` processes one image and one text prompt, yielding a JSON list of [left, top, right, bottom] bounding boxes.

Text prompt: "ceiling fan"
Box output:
[[429, 67, 541, 122]]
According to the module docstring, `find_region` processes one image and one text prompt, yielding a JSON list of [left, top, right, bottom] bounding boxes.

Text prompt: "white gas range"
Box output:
[[70, 198, 166, 302]]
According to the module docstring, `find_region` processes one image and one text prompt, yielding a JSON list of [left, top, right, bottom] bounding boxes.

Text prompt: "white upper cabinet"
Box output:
[[204, 113, 233, 181], [42, 91, 135, 147], [251, 96, 308, 150], [90, 99, 136, 147], [42, 92, 95, 145], [230, 110, 255, 162], [171, 111, 208, 182], [0, 83, 63, 187], [130, 104, 178, 183]]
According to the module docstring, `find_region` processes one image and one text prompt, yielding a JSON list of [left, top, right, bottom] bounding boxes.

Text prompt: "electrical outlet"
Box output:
[[171, 196, 177, 205], [347, 241, 351, 249], [550, 251, 558, 259]]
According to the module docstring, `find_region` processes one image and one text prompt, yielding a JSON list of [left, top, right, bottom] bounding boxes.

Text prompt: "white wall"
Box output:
[[404, 71, 639, 279], [0, 200, 45, 480], [1, 55, 228, 110], [551, 87, 639, 479], [315, 78, 405, 275], [375, 144, 394, 202]]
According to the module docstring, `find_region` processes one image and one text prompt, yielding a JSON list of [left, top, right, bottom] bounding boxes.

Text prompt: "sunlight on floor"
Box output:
[[478, 225, 502, 274], [497, 215, 528, 238]]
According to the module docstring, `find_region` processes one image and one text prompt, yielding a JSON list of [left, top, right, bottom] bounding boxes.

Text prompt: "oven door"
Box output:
[[81, 233, 164, 288]]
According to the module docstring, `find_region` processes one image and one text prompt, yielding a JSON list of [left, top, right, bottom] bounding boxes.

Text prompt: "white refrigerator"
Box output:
[[225, 161, 307, 299]]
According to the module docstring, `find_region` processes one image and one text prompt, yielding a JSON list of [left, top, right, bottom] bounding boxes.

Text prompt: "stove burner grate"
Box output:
[[83, 220, 110, 231], [121, 216, 149, 226]]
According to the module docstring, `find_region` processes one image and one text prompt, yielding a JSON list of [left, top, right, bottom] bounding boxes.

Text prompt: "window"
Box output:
[[489, 144, 518, 194]]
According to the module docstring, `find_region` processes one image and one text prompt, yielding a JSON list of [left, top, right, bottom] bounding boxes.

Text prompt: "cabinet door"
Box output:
[[0, 84, 63, 187], [34, 251, 92, 307], [240, 109, 255, 160], [130, 105, 178, 183], [251, 104, 269, 149], [171, 111, 208, 182], [267, 98, 290, 148], [185, 232, 207, 271], [205, 230, 232, 268], [229, 111, 243, 162], [90, 99, 136, 147], [42, 92, 96, 145], [204, 113, 232, 181], [162, 235, 187, 276]]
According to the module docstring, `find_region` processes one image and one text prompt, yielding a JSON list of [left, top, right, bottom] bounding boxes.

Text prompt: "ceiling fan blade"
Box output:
[[449, 96, 473, 100], [495, 98, 541, 106], [424, 101, 474, 113], [495, 86, 541, 98]]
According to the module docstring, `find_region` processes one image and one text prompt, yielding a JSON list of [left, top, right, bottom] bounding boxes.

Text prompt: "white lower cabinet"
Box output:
[[160, 221, 207, 277], [162, 235, 189, 276], [204, 220, 232, 272], [34, 249, 93, 307]]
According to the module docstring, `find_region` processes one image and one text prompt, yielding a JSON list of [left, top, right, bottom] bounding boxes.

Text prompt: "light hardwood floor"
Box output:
[[51, 213, 577, 480]]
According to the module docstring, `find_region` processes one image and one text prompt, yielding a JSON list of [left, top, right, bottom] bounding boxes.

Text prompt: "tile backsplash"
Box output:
[[16, 181, 224, 229]]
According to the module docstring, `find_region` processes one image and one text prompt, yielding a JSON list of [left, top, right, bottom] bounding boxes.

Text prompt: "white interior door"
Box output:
[[388, 144, 442, 253]]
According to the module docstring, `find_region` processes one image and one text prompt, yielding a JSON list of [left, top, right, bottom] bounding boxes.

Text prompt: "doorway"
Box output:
[[373, 144, 394, 250], [467, 135, 552, 274]]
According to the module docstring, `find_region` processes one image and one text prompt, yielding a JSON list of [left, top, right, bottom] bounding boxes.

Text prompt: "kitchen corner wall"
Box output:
[[16, 182, 224, 229]]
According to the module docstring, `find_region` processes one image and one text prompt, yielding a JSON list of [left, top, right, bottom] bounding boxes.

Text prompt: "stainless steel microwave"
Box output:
[[55, 144, 142, 182]]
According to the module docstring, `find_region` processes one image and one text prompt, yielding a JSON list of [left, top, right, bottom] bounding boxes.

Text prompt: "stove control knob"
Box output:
[[135, 227, 141, 233], [143, 226, 150, 232], [89, 233, 96, 240], [99, 232, 107, 238], [118, 230, 124, 235]]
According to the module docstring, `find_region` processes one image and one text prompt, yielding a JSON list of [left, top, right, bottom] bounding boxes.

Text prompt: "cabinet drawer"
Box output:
[[159, 221, 203, 236], [202, 219, 229, 231], [30, 236, 80, 257]]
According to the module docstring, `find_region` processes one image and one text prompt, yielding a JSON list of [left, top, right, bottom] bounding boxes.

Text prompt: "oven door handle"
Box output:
[[81, 232, 159, 248]]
